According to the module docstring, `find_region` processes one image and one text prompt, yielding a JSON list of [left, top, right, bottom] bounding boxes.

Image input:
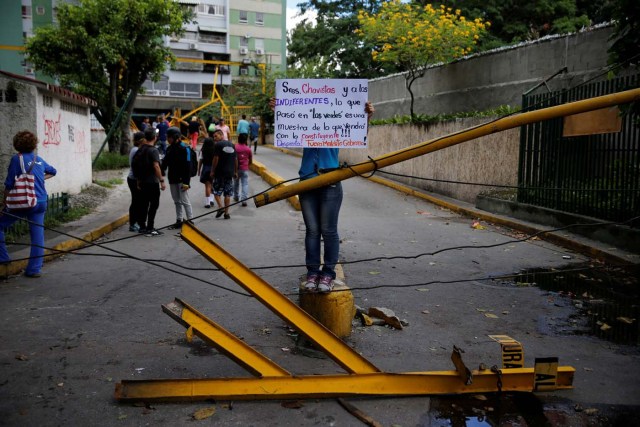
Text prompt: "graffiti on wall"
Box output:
[[68, 124, 88, 153], [42, 113, 61, 146]]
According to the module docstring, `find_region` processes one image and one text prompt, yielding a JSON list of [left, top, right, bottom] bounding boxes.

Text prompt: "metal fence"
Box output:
[[518, 74, 639, 223], [4, 193, 70, 243]]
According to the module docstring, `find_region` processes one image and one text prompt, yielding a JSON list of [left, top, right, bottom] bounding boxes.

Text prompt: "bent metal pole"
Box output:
[[254, 88, 640, 207]]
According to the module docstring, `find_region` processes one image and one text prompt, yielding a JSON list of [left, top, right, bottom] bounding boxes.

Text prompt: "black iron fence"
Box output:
[[4, 192, 69, 242], [518, 74, 639, 223]]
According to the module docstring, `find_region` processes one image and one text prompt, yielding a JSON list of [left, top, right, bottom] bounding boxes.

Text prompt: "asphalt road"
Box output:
[[0, 148, 638, 426]]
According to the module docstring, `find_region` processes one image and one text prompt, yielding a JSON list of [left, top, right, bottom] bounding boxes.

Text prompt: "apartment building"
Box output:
[[0, 1, 287, 114]]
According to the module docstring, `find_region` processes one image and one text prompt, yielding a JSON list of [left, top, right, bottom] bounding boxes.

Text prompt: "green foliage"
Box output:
[[94, 178, 124, 188], [288, 1, 396, 78], [433, 0, 613, 45], [369, 105, 520, 126], [93, 152, 130, 170], [25, 0, 193, 153], [357, 1, 488, 120]]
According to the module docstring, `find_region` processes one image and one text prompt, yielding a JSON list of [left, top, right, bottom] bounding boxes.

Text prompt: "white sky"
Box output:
[[286, 0, 317, 32]]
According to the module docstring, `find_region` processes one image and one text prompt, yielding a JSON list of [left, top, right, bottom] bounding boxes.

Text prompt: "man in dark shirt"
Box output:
[[161, 127, 194, 229], [134, 127, 166, 236], [210, 129, 237, 219], [155, 115, 169, 156]]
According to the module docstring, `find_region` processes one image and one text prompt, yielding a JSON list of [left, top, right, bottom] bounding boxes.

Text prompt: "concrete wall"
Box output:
[[339, 120, 520, 203], [370, 26, 613, 118], [0, 75, 93, 195]]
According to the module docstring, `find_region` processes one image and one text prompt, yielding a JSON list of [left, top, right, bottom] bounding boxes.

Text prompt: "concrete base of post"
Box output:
[[299, 279, 354, 338]]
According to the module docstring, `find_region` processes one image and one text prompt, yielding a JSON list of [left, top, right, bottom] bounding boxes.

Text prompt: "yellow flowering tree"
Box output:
[[357, 1, 489, 120]]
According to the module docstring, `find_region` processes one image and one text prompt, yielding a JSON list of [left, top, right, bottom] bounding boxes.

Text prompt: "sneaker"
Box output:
[[304, 274, 319, 292], [145, 229, 163, 237], [233, 197, 239, 202], [129, 224, 140, 232], [25, 272, 42, 278], [168, 221, 182, 230], [317, 275, 334, 293], [242, 202, 248, 207], [204, 203, 211, 209], [224, 213, 231, 219], [215, 209, 224, 218], [138, 227, 148, 234]]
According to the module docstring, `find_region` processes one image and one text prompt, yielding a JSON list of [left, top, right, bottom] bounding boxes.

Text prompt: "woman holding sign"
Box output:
[[270, 97, 374, 293]]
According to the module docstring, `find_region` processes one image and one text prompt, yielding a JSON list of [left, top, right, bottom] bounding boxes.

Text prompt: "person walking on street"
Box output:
[[127, 131, 145, 232], [198, 137, 215, 208], [210, 129, 237, 220], [161, 127, 194, 229], [188, 116, 200, 150], [133, 128, 166, 236], [215, 118, 230, 141], [249, 116, 260, 154], [233, 134, 252, 206], [0, 130, 57, 278], [155, 114, 169, 156], [236, 114, 250, 142]]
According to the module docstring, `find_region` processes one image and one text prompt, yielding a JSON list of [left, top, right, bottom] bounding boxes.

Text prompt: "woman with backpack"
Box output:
[[0, 130, 57, 278]]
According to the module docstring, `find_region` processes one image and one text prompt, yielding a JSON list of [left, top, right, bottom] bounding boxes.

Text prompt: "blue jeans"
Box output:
[[233, 170, 249, 201], [0, 201, 47, 275], [299, 182, 343, 279]]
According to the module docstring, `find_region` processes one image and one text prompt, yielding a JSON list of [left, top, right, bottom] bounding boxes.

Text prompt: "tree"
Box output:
[[25, 0, 192, 154], [429, 0, 606, 47], [288, 0, 399, 78], [357, 1, 488, 119]]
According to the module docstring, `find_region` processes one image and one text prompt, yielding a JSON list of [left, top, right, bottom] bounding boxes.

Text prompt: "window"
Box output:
[[170, 82, 201, 98], [239, 37, 248, 48], [5, 88, 17, 103], [255, 38, 265, 53], [239, 10, 248, 23], [255, 12, 264, 26], [43, 95, 53, 107], [22, 6, 32, 18], [36, 6, 45, 15], [197, 4, 224, 16]]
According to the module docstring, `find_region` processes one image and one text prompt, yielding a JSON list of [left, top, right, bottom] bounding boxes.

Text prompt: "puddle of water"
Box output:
[[517, 264, 639, 346], [422, 393, 549, 427]]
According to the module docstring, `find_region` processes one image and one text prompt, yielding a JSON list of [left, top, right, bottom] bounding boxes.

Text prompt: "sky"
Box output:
[[286, 0, 317, 32]]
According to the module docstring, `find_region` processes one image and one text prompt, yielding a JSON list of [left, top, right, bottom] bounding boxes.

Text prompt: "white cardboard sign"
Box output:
[[274, 79, 369, 148]]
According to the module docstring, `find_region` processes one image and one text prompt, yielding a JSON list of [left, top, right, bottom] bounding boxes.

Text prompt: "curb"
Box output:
[[250, 160, 301, 211], [1, 214, 129, 278]]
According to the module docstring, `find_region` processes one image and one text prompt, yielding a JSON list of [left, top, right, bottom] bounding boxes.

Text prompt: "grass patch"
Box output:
[[93, 151, 130, 170], [94, 178, 124, 188], [44, 206, 92, 229]]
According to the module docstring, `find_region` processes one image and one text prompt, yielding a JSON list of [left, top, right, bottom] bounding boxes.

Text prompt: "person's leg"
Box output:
[[169, 183, 183, 222], [181, 189, 193, 220], [240, 170, 249, 201], [299, 189, 322, 277], [233, 176, 240, 202], [223, 178, 233, 217], [253, 137, 258, 154], [137, 184, 150, 231], [319, 182, 343, 280], [25, 201, 47, 276], [0, 209, 21, 263], [146, 184, 161, 230]]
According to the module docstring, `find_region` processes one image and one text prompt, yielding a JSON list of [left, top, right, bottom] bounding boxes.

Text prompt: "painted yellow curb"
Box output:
[[250, 160, 300, 211]]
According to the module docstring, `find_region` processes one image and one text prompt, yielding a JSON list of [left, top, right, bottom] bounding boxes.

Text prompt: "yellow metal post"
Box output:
[[163, 298, 290, 377], [178, 222, 380, 374], [115, 368, 575, 402], [255, 88, 640, 207]]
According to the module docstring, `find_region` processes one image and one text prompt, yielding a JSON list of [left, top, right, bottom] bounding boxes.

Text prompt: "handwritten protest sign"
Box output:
[[274, 79, 369, 149]]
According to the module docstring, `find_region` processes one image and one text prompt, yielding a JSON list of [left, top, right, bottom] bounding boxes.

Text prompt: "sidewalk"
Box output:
[[2, 145, 637, 278]]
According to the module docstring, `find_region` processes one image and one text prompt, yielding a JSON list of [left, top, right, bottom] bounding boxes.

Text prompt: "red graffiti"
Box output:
[[74, 129, 87, 153], [43, 113, 61, 146]]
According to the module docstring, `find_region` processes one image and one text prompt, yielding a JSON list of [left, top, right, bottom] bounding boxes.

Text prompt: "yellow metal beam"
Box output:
[[163, 298, 290, 377], [255, 88, 640, 207], [115, 368, 575, 402], [178, 222, 380, 374]]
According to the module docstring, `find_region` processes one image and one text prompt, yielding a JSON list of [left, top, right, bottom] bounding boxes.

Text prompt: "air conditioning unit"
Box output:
[[188, 43, 198, 50], [240, 68, 249, 76], [242, 58, 251, 65], [255, 48, 264, 55], [239, 47, 248, 55]]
